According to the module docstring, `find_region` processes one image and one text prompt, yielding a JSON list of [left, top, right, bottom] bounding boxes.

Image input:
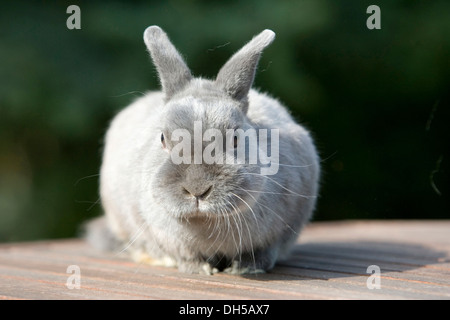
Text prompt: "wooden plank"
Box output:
[[0, 220, 449, 300]]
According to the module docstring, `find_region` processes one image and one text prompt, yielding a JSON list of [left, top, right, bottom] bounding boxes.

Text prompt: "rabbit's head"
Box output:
[[142, 26, 276, 220]]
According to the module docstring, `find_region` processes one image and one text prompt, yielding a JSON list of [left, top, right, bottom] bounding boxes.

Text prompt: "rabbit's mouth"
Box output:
[[182, 208, 241, 224], [181, 193, 256, 221]]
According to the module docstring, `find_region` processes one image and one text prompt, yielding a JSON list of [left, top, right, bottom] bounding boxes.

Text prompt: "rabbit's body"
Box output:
[[87, 27, 320, 274]]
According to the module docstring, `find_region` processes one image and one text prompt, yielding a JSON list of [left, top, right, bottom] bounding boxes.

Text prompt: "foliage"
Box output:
[[0, 0, 448, 241]]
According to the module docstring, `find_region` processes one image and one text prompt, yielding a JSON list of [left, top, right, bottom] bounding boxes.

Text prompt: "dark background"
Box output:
[[1, 0, 449, 242]]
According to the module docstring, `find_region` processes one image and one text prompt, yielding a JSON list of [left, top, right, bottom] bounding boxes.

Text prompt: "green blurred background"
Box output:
[[1, 0, 449, 242]]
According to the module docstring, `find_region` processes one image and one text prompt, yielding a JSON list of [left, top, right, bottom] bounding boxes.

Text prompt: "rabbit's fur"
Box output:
[[86, 26, 320, 274]]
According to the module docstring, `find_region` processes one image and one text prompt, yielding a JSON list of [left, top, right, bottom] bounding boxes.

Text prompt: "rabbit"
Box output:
[[85, 26, 320, 275]]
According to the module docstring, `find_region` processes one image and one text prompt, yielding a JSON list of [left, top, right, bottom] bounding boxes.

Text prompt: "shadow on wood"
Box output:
[[242, 241, 449, 282]]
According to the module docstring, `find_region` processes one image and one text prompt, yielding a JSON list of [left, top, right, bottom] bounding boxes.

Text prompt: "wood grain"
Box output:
[[0, 220, 449, 300]]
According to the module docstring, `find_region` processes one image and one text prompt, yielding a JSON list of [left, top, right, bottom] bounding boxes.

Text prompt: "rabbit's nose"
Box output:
[[182, 185, 213, 201]]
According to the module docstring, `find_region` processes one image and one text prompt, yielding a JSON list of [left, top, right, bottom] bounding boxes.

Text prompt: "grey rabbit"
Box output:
[[85, 26, 320, 274]]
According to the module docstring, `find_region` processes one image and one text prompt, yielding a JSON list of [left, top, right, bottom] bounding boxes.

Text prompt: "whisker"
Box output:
[[225, 204, 240, 259], [205, 215, 222, 253], [234, 203, 248, 268], [235, 188, 298, 236], [238, 188, 313, 197], [257, 200, 298, 235], [241, 213, 256, 272], [230, 193, 257, 272], [209, 211, 222, 240], [73, 173, 100, 186], [86, 197, 101, 212], [109, 91, 147, 98], [320, 151, 338, 163], [212, 207, 232, 255], [237, 172, 315, 199], [115, 222, 148, 256], [74, 200, 98, 204], [228, 196, 248, 264], [230, 207, 243, 258], [74, 197, 101, 211], [230, 191, 260, 234], [271, 163, 315, 168]]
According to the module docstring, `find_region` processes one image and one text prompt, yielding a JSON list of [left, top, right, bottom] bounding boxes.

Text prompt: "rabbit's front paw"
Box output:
[[224, 261, 266, 275], [131, 250, 178, 268], [178, 260, 219, 275]]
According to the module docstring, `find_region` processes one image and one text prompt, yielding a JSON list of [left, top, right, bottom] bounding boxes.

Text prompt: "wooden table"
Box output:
[[1, 220, 449, 300]]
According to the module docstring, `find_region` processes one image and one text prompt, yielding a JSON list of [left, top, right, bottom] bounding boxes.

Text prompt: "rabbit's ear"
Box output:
[[215, 29, 275, 112], [144, 26, 192, 101]]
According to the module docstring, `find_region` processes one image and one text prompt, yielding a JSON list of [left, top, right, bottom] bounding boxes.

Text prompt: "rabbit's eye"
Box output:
[[233, 135, 238, 148], [161, 133, 166, 149]]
